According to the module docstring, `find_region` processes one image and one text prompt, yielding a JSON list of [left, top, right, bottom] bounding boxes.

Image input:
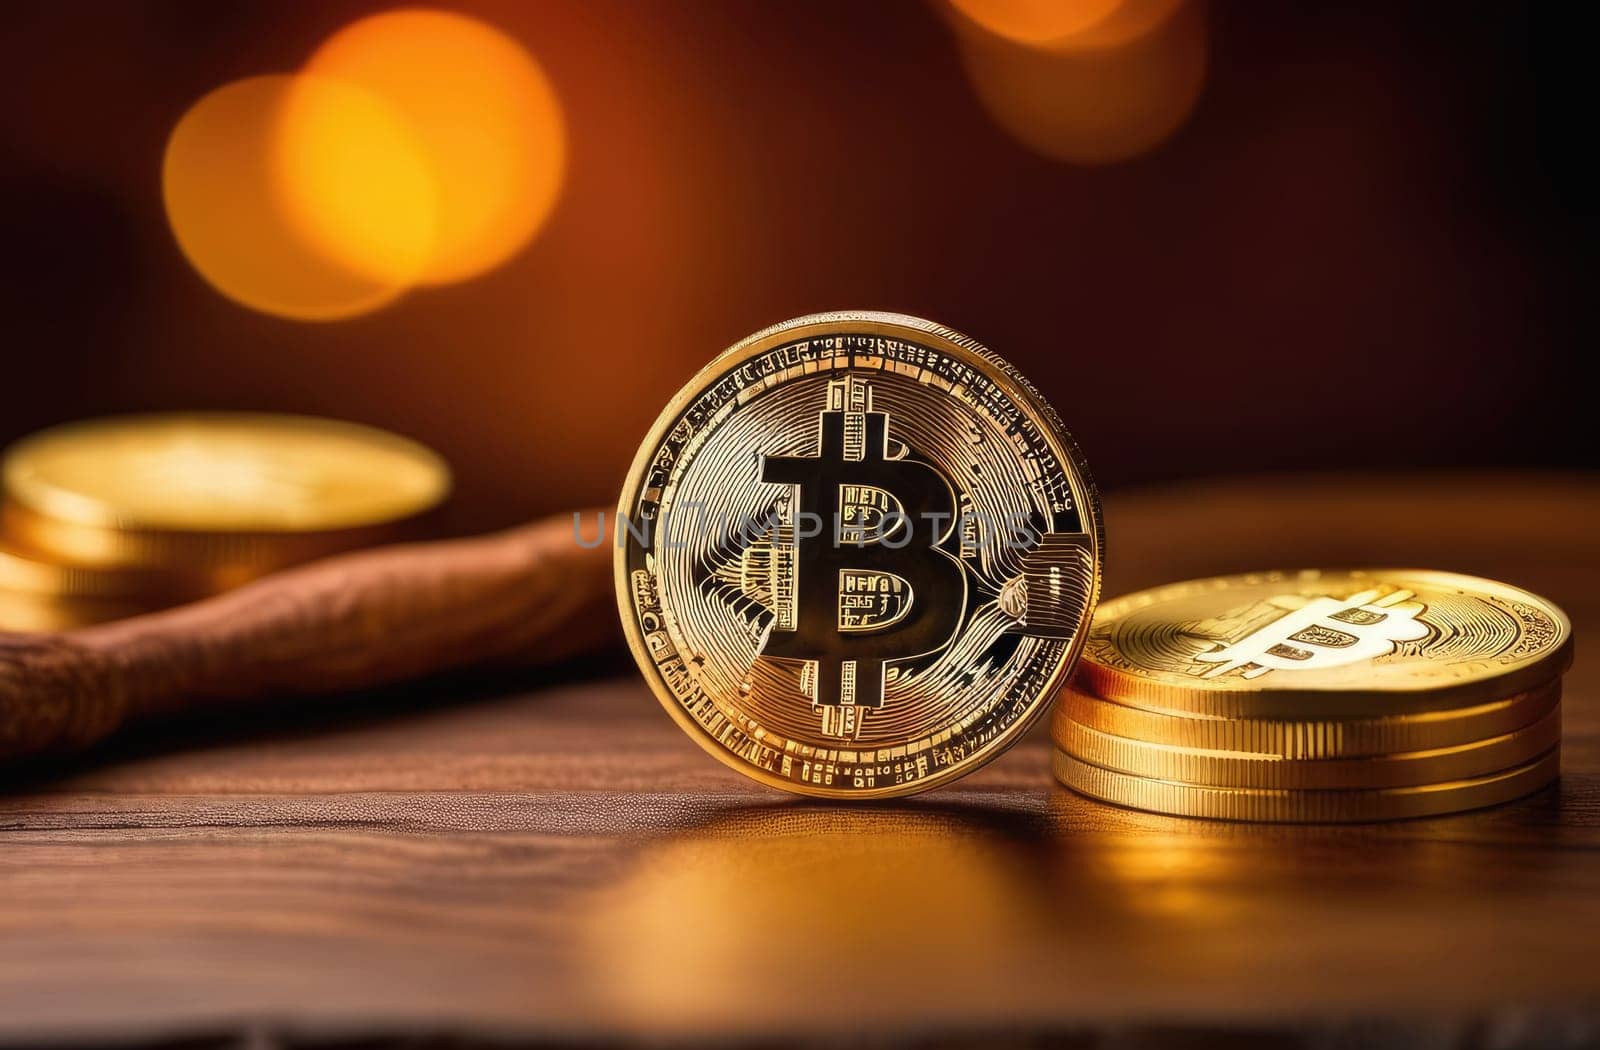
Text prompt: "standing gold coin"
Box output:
[[1078, 570, 1572, 717], [1052, 747, 1560, 822], [1053, 705, 1561, 789], [3, 414, 451, 572], [617, 312, 1103, 798], [1055, 680, 1562, 759]]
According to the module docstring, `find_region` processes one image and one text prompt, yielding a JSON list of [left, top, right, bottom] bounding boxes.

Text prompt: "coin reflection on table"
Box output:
[[579, 807, 1063, 1031], [576, 777, 1592, 1036]]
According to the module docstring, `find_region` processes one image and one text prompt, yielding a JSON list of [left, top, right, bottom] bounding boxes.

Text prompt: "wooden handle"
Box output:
[[0, 510, 615, 762]]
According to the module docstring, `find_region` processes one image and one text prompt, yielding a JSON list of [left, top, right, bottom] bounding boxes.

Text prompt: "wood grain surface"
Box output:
[[1, 473, 1596, 1048]]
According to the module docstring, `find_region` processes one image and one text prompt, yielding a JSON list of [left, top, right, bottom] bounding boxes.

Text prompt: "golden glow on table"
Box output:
[[583, 809, 1055, 1030]]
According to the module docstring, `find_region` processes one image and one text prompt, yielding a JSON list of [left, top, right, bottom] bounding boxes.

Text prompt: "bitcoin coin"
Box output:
[[1052, 746, 1560, 822], [1054, 704, 1560, 789], [617, 312, 1103, 798], [1078, 570, 1572, 717], [1056, 680, 1561, 758], [3, 413, 450, 571]]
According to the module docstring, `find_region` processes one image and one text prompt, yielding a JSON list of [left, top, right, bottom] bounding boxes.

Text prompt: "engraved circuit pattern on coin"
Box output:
[[1078, 569, 1573, 717], [617, 312, 1102, 798]]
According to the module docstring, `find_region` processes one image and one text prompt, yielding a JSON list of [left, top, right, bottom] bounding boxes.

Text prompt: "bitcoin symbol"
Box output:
[[1194, 587, 1431, 679], [759, 376, 967, 737], [619, 313, 1104, 797]]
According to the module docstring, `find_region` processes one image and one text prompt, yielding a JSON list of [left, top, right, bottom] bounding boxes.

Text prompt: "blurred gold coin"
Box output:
[[1053, 705, 1560, 790], [0, 589, 151, 633], [0, 541, 189, 602], [1052, 747, 1560, 823], [6, 413, 449, 532], [2, 414, 450, 571], [1055, 680, 1561, 759], [1078, 570, 1572, 717]]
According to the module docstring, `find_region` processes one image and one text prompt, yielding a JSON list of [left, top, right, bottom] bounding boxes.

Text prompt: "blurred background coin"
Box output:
[[0, 413, 450, 630]]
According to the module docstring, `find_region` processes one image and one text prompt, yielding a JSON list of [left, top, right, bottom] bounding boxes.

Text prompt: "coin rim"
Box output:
[[1, 500, 419, 573], [2, 412, 452, 532], [0, 540, 188, 600], [1077, 569, 1574, 714], [615, 310, 1104, 799], [1053, 703, 1562, 789], [1054, 679, 1563, 758], [1052, 746, 1560, 823], [0, 588, 153, 632]]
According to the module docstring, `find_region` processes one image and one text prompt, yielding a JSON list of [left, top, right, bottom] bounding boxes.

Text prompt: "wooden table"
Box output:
[[3, 474, 1597, 1047]]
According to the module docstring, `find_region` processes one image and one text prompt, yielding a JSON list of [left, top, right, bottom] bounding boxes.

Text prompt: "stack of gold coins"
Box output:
[[1052, 570, 1573, 822], [0, 413, 450, 632]]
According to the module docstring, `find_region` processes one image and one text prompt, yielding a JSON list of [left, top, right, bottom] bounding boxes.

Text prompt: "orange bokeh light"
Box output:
[[947, 0, 1206, 165], [302, 9, 567, 285], [946, 0, 1126, 47], [163, 74, 432, 321], [948, 0, 1184, 51], [275, 74, 437, 288], [164, 9, 566, 321]]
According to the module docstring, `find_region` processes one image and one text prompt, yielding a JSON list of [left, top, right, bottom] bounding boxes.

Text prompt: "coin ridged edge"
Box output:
[[0, 541, 198, 601], [1052, 747, 1560, 823], [0, 590, 153, 632], [1055, 679, 1562, 759], [1053, 704, 1561, 790], [2, 502, 422, 573]]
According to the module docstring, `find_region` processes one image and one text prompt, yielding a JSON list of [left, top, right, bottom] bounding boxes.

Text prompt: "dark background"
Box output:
[[1, 2, 1589, 531]]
